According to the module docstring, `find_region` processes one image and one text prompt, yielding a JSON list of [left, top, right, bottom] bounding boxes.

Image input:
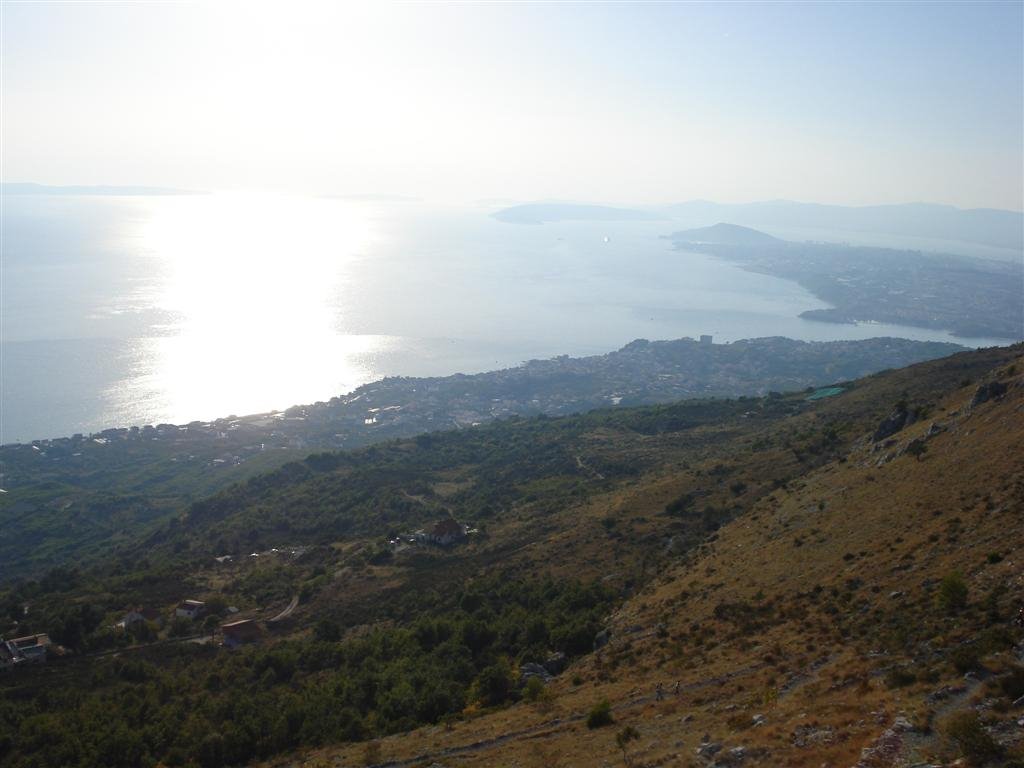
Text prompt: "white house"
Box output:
[[175, 600, 206, 620]]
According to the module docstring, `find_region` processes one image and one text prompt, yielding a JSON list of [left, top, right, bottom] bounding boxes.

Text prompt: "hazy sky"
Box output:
[[3, 1, 1022, 209]]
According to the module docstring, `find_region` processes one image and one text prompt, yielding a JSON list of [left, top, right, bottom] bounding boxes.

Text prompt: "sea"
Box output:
[[1, 192, 1013, 444]]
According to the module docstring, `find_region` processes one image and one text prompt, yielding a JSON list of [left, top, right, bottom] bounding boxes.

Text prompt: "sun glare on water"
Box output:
[[114, 191, 386, 424]]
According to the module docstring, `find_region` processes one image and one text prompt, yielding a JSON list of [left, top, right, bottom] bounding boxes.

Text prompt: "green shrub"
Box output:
[[587, 699, 614, 729], [950, 644, 982, 674], [941, 711, 1002, 764], [938, 571, 969, 612], [522, 676, 545, 703], [997, 664, 1024, 701], [884, 666, 917, 688]]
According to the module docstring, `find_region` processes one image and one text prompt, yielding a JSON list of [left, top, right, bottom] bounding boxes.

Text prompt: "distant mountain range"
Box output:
[[663, 199, 1024, 253], [492, 202, 664, 224], [494, 199, 1024, 253], [1, 182, 194, 196]]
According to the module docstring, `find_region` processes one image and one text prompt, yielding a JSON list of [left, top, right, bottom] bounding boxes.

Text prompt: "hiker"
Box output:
[[673, 680, 681, 696], [655, 682, 664, 701]]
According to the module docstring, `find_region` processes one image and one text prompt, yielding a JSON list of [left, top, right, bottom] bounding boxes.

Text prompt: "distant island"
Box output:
[[672, 224, 1024, 340], [493, 202, 663, 224]]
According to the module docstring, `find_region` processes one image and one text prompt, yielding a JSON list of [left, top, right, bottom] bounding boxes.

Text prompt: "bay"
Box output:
[[0, 192, 1008, 443]]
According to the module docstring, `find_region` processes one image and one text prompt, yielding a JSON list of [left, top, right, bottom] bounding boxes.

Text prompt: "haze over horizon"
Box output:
[[4, 5, 1024, 766], [3, 1, 1022, 210]]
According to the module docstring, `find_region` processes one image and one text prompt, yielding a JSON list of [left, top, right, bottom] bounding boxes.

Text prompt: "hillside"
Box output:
[[289, 349, 1024, 768], [0, 335, 961, 580], [0, 344, 1020, 768]]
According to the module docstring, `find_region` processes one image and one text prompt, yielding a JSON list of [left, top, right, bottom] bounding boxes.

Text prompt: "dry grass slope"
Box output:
[[269, 351, 1024, 768]]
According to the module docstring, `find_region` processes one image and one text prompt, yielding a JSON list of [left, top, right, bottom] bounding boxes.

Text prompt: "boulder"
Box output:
[[594, 628, 611, 650], [927, 685, 966, 703], [873, 407, 914, 442], [891, 716, 914, 732], [519, 662, 551, 683], [972, 380, 1008, 406], [543, 651, 566, 675], [695, 741, 722, 758], [791, 724, 835, 748], [707, 745, 747, 765], [851, 716, 916, 767]]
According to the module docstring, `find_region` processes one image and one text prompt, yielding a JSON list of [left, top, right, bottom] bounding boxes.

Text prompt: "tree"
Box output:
[[314, 618, 341, 642], [204, 595, 229, 616], [905, 439, 928, 462], [473, 658, 514, 707], [615, 725, 641, 766]]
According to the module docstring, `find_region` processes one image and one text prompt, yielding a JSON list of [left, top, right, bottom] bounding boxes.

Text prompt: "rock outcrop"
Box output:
[[872, 407, 916, 442], [971, 380, 1008, 407]]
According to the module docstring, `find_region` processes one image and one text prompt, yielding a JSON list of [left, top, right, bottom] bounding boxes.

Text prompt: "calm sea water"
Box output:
[[0, 193, 1009, 443]]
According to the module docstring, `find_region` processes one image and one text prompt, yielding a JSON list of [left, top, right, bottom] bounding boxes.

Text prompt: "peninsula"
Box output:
[[672, 224, 1023, 340]]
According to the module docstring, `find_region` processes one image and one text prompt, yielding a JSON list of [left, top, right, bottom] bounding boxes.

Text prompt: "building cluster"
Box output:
[[0, 633, 51, 669], [391, 518, 471, 550]]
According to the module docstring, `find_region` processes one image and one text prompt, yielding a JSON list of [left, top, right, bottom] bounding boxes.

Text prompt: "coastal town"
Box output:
[[0, 335, 962, 581]]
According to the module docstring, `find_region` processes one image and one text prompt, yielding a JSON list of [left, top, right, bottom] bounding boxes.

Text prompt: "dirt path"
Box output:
[[268, 595, 299, 623], [895, 673, 984, 764], [359, 662, 767, 768], [778, 653, 836, 698], [575, 454, 605, 480]]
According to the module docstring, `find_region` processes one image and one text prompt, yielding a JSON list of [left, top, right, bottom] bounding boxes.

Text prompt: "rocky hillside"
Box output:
[[292, 349, 1024, 768], [1, 345, 1020, 768]]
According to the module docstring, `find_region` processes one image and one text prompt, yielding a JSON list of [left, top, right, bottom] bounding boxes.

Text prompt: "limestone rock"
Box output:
[[972, 380, 1008, 407]]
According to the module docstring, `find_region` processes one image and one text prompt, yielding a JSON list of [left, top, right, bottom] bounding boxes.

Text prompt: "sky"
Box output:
[[2, 1, 1022, 210]]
